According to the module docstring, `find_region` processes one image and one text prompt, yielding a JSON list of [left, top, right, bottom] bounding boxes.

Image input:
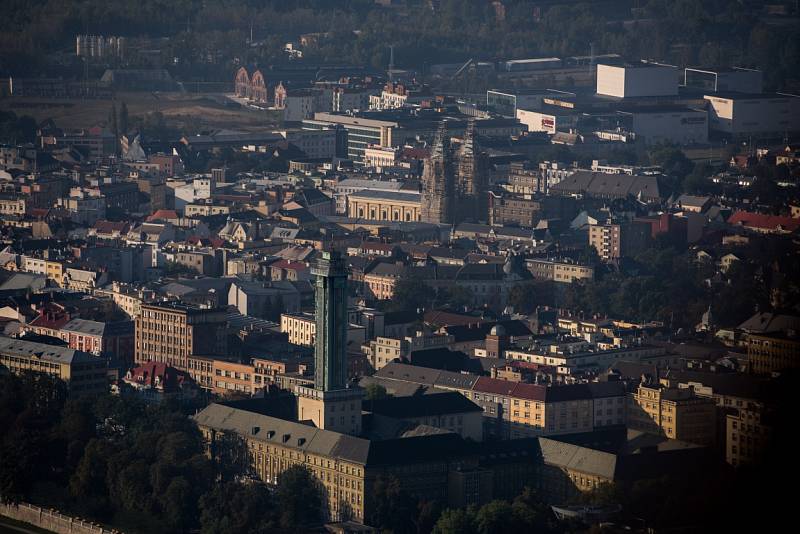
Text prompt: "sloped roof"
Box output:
[[538, 437, 617, 479], [375, 362, 441, 385], [737, 311, 800, 334], [550, 171, 661, 200], [727, 211, 800, 232], [364, 391, 481, 418], [0, 337, 97, 365]]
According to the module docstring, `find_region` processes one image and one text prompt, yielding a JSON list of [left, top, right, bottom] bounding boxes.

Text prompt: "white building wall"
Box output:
[[597, 63, 678, 98], [630, 109, 708, 144], [283, 95, 316, 122], [705, 94, 800, 136], [517, 109, 556, 134]]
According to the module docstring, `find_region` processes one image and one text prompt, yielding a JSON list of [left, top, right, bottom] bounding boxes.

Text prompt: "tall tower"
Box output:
[[456, 120, 489, 223], [420, 122, 454, 224], [312, 251, 348, 391], [296, 251, 363, 435]]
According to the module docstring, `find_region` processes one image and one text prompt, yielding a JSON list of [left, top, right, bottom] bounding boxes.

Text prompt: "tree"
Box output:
[[648, 143, 694, 196], [474, 500, 516, 534], [364, 383, 390, 401], [508, 281, 555, 314], [367, 474, 418, 533], [432, 507, 476, 534], [276, 465, 323, 528], [389, 275, 433, 312], [440, 285, 474, 310], [199, 482, 277, 534]]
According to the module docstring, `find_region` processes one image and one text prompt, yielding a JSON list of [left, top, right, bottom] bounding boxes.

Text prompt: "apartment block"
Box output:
[[134, 302, 228, 371], [627, 378, 716, 446], [589, 220, 651, 262]]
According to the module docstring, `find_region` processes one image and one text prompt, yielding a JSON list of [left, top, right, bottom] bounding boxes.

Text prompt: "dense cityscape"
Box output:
[[0, 1, 799, 533]]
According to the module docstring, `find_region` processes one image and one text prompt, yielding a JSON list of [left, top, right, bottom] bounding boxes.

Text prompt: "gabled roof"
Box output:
[[93, 220, 130, 234], [147, 209, 179, 221]]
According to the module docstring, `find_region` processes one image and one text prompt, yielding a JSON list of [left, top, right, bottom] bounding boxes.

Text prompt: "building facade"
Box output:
[[134, 302, 228, 371]]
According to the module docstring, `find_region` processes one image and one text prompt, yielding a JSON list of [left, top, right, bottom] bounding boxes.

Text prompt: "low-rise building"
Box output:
[[119, 362, 197, 403]]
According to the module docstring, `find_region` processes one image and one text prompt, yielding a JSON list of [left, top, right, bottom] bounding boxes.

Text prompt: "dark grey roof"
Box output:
[[374, 362, 441, 385], [0, 337, 97, 365], [0, 272, 46, 291], [434, 369, 480, 390], [348, 189, 421, 203], [61, 318, 106, 336], [538, 437, 617, 479], [192, 402, 473, 467], [364, 391, 482, 418], [586, 381, 628, 399], [193, 403, 371, 464], [550, 171, 661, 200], [738, 312, 800, 334]]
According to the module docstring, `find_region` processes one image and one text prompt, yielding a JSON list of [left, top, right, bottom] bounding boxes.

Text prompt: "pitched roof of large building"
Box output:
[[0, 336, 97, 365], [193, 402, 470, 467], [727, 211, 800, 232], [538, 436, 618, 479], [549, 171, 661, 200], [364, 391, 481, 418]]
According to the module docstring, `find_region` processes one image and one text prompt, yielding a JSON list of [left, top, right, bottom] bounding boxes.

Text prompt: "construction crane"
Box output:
[[452, 58, 474, 79]]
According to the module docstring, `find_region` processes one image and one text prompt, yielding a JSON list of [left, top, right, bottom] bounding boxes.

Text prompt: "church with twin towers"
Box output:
[[420, 120, 490, 225]]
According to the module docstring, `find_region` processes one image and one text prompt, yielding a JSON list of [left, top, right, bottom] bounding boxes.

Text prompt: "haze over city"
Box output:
[[0, 1, 799, 533]]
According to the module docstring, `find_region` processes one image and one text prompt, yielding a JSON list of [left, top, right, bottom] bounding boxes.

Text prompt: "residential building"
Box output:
[[627, 378, 717, 446], [228, 280, 301, 320], [744, 331, 800, 374], [0, 337, 107, 394], [120, 362, 197, 403], [526, 258, 594, 283], [589, 220, 651, 262], [134, 302, 228, 371]]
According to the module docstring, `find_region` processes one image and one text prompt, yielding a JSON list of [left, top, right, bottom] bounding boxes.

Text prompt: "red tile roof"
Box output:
[[146, 209, 179, 221], [271, 259, 308, 271], [473, 376, 517, 396], [93, 220, 129, 234], [124, 361, 191, 392], [727, 211, 800, 232], [510, 382, 548, 401]]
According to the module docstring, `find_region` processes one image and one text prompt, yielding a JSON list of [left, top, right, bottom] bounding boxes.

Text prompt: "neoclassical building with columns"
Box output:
[[347, 189, 421, 222]]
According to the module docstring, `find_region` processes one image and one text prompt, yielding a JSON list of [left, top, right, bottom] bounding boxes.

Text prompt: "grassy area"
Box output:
[[0, 92, 281, 133]]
